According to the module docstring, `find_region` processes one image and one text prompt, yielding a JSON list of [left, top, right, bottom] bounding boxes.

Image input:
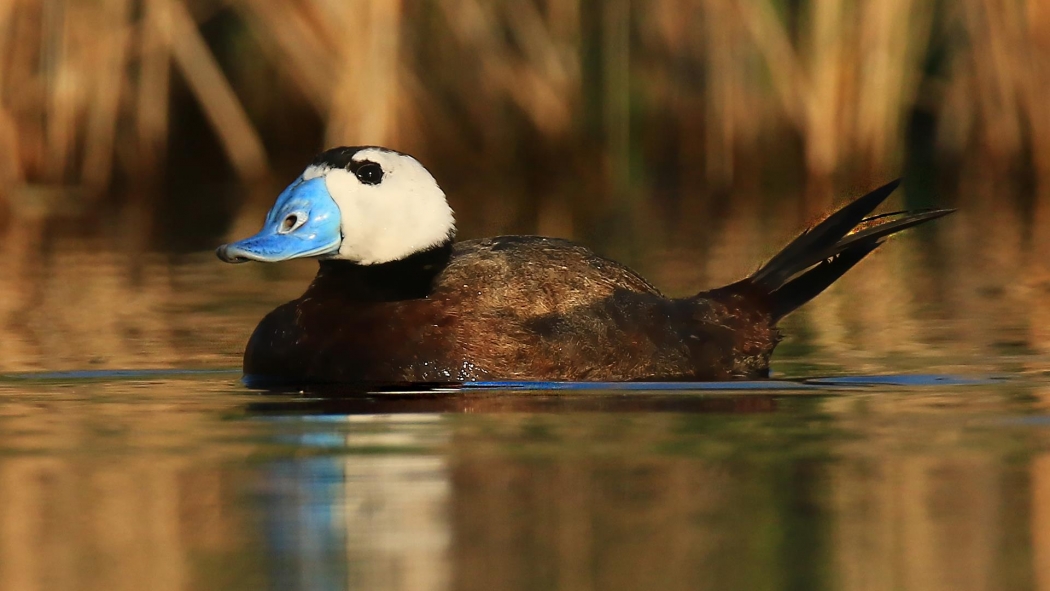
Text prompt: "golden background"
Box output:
[[0, 3, 1048, 591]]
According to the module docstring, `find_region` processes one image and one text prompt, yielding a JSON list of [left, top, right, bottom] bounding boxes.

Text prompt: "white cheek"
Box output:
[[323, 166, 455, 264], [324, 170, 371, 259]]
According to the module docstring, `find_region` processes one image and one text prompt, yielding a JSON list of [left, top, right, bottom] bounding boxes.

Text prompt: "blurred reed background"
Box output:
[[0, 0, 1047, 372]]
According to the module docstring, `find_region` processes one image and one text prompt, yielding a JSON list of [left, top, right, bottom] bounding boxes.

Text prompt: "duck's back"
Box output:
[[243, 236, 776, 384], [440, 236, 661, 309]]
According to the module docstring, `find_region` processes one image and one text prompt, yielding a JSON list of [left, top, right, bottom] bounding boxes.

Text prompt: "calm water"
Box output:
[[1, 202, 1050, 590], [0, 373, 1046, 591]]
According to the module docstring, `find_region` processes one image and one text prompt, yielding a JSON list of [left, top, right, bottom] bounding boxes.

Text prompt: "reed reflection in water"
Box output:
[[0, 381, 1044, 590]]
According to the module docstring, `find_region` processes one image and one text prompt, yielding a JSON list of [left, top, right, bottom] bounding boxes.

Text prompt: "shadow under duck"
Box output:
[[217, 146, 952, 385]]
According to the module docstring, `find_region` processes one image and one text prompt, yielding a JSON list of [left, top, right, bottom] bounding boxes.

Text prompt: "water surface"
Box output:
[[0, 371, 1046, 591], [0, 202, 1047, 590]]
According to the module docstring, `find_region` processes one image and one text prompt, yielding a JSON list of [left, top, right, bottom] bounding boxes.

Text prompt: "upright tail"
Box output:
[[719, 179, 953, 321]]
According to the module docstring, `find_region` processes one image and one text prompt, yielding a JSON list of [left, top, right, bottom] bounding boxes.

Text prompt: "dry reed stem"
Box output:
[[703, 0, 737, 184], [5, 3, 45, 181], [81, 0, 132, 191], [1028, 0, 1050, 179], [734, 0, 807, 129], [505, 1, 575, 133], [603, 0, 631, 192], [165, 0, 267, 181], [437, 0, 575, 137], [43, 0, 77, 183], [326, 0, 403, 147], [1025, 0, 1050, 334], [964, 0, 1023, 162], [0, 0, 21, 185], [137, 0, 173, 175], [803, 0, 846, 179], [855, 0, 931, 170], [233, 0, 335, 113]]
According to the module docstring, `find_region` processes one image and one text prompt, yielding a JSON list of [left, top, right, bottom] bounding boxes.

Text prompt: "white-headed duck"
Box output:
[[217, 146, 952, 385]]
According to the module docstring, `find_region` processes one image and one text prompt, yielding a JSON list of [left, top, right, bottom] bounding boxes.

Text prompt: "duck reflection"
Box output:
[[245, 390, 781, 415], [248, 387, 1037, 591], [252, 392, 783, 590], [260, 413, 452, 591]]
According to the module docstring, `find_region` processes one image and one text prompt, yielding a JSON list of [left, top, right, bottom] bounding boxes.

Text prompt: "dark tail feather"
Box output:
[[750, 179, 901, 291], [767, 243, 877, 320], [725, 180, 953, 320]]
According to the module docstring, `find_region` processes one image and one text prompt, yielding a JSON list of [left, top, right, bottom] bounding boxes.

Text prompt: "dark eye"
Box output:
[[354, 161, 384, 185], [280, 214, 299, 232]]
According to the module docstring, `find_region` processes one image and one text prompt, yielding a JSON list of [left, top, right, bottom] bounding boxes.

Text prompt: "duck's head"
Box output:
[[217, 146, 455, 265]]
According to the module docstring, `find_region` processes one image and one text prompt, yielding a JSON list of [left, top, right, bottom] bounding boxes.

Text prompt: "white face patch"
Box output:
[[312, 148, 456, 265], [301, 164, 327, 181]]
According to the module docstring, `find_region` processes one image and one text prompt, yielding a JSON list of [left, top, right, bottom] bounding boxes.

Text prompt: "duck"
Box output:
[[216, 146, 952, 385]]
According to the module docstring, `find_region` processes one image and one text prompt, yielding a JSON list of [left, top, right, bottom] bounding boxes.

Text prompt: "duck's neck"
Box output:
[[312, 241, 454, 302]]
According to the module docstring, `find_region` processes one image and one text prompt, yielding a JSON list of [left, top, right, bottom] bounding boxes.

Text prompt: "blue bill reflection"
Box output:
[[259, 414, 451, 591]]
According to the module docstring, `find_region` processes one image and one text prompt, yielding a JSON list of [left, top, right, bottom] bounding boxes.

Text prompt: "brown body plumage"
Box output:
[[245, 237, 779, 384]]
